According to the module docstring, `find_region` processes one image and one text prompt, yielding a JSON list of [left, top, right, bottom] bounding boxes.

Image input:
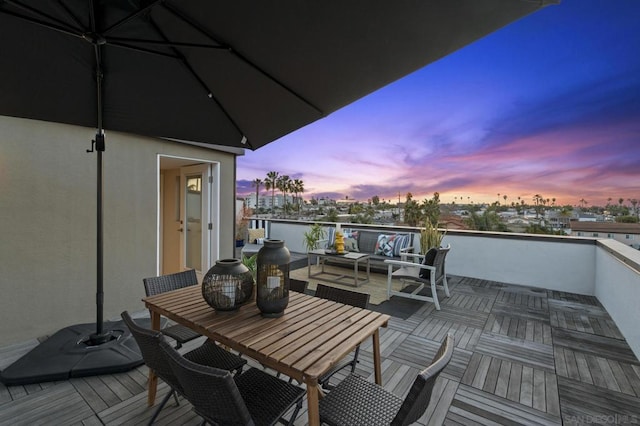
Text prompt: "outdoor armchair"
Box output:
[[314, 283, 370, 389], [121, 311, 246, 424], [319, 332, 455, 426], [385, 244, 451, 310], [143, 269, 201, 348], [160, 339, 305, 426]]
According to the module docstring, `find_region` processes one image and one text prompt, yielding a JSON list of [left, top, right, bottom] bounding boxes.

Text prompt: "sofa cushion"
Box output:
[[419, 248, 438, 279], [392, 234, 411, 256], [343, 236, 359, 252], [374, 234, 397, 257]]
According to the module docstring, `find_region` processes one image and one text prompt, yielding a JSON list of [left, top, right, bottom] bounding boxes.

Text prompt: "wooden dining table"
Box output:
[[142, 285, 390, 426]]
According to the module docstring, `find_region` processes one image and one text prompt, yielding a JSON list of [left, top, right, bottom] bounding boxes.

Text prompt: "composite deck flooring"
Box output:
[[1, 272, 639, 425]]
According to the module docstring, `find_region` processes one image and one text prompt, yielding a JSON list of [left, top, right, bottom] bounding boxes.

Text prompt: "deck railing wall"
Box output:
[[257, 218, 640, 357]]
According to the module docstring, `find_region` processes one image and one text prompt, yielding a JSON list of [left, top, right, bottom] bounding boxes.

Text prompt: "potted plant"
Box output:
[[241, 253, 258, 281], [236, 216, 249, 247], [303, 223, 326, 252], [419, 220, 446, 254]]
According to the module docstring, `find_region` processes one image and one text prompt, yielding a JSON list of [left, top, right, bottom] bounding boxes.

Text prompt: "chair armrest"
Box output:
[[384, 259, 434, 271]]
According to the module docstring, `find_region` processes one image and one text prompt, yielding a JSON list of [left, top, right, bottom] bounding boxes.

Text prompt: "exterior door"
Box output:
[[181, 164, 211, 273]]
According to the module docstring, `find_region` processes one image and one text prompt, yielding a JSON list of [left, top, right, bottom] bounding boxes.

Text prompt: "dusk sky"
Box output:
[[237, 0, 640, 208]]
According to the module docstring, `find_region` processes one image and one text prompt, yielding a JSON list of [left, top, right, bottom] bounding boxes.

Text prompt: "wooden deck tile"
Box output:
[[486, 313, 553, 345], [461, 352, 561, 416], [429, 304, 491, 330], [554, 347, 640, 397], [549, 301, 623, 340], [547, 291, 600, 306], [0, 382, 93, 426], [476, 332, 555, 372], [448, 384, 561, 425], [496, 288, 549, 310], [557, 375, 640, 423], [442, 292, 495, 313], [491, 300, 550, 324], [388, 334, 471, 381], [552, 328, 640, 365], [413, 317, 482, 351]]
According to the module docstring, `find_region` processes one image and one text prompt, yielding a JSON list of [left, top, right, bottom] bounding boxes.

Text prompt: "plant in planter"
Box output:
[[419, 220, 446, 254], [303, 223, 326, 252], [241, 253, 258, 281], [236, 217, 248, 247]]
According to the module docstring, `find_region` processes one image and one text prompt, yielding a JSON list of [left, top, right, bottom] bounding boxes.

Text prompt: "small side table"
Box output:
[[307, 249, 370, 287]]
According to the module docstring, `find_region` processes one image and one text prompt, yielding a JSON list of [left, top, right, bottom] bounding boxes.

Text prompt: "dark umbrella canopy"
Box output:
[[0, 0, 557, 150], [0, 0, 556, 382]]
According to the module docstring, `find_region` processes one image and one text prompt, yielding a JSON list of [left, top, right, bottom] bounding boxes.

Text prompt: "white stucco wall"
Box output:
[[0, 116, 238, 346], [443, 232, 597, 295], [594, 240, 640, 359]]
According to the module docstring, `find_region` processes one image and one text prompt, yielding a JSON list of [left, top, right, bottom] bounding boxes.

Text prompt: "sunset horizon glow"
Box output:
[[237, 0, 640, 208]]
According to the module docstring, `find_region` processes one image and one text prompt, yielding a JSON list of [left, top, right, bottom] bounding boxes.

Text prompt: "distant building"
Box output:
[[570, 222, 640, 248], [244, 193, 290, 210]]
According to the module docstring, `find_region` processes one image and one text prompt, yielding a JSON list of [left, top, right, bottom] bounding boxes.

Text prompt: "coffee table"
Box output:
[[307, 249, 370, 287]]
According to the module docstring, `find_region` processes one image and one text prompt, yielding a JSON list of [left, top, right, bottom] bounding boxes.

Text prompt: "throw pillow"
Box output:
[[375, 234, 396, 257], [419, 248, 438, 279], [392, 234, 411, 257], [343, 236, 359, 252]]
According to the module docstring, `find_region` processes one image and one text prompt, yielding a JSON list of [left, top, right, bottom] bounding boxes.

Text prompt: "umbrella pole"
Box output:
[[91, 132, 109, 344]]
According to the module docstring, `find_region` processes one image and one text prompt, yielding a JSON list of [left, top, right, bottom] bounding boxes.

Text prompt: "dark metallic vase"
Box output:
[[256, 240, 290, 317], [202, 258, 254, 311]]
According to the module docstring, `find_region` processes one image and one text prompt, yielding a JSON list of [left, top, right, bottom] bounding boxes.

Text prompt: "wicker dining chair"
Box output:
[[319, 333, 454, 426], [289, 278, 309, 294], [160, 339, 305, 426], [314, 283, 370, 389], [121, 311, 247, 424], [143, 269, 201, 348]]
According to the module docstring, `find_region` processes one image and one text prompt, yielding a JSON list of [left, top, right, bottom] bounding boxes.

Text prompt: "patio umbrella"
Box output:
[[0, 0, 557, 383]]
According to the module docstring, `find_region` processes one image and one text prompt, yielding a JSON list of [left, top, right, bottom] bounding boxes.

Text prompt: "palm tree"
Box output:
[[293, 179, 304, 216], [276, 175, 291, 216], [629, 198, 639, 219], [252, 178, 262, 213], [533, 194, 544, 218], [264, 171, 279, 216]]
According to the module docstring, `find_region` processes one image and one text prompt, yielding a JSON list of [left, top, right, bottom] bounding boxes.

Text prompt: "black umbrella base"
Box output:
[[0, 319, 159, 386]]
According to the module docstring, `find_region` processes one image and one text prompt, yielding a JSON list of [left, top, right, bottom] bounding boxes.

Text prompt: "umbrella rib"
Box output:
[[54, 0, 85, 31], [145, 17, 250, 146], [102, 0, 163, 36], [108, 37, 226, 50], [0, 3, 83, 39], [162, 2, 324, 116]]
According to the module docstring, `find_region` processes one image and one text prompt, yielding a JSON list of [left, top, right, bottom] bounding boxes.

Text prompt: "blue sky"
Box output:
[[237, 0, 640, 207]]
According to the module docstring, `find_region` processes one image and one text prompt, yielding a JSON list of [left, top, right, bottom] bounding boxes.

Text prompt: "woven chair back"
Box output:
[[315, 284, 370, 308], [143, 269, 198, 296], [120, 311, 183, 394], [160, 340, 253, 425], [391, 333, 454, 426]]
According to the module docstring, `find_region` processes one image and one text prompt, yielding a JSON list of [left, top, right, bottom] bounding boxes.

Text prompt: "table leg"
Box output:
[[353, 259, 359, 287], [366, 257, 371, 282], [147, 310, 161, 406], [306, 378, 321, 426], [373, 329, 382, 385]]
